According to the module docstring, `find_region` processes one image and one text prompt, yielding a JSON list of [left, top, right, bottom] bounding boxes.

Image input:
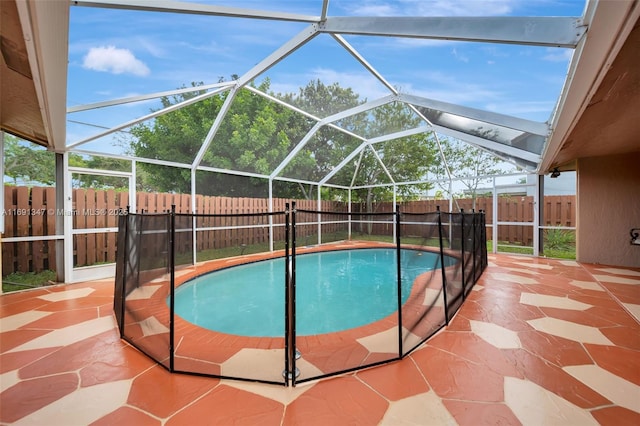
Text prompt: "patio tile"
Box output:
[[469, 320, 522, 349], [427, 331, 523, 378], [18, 331, 134, 381], [503, 349, 611, 408], [600, 325, 640, 351], [585, 344, 640, 386], [623, 302, 640, 322], [526, 317, 613, 345], [166, 384, 284, 426], [1, 253, 638, 425], [0, 310, 51, 331], [563, 364, 640, 413], [504, 377, 599, 425], [127, 365, 219, 419], [357, 358, 430, 401], [36, 287, 95, 302], [380, 391, 456, 425], [92, 406, 162, 426], [487, 272, 539, 285], [442, 400, 521, 426], [15, 379, 132, 426], [569, 279, 605, 291], [22, 308, 100, 330], [223, 380, 312, 406], [6, 316, 116, 353], [0, 373, 80, 423], [517, 329, 593, 367], [591, 274, 640, 285], [412, 346, 505, 402], [593, 267, 640, 276], [591, 406, 640, 426], [520, 292, 592, 310], [0, 369, 19, 392], [0, 347, 58, 374], [283, 376, 388, 426], [0, 328, 52, 352]]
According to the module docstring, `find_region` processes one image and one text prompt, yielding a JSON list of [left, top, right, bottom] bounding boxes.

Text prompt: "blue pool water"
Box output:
[[173, 248, 445, 337]]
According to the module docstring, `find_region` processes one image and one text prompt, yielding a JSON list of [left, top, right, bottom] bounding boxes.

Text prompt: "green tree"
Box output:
[[281, 82, 437, 205], [278, 79, 365, 198], [130, 79, 314, 197], [350, 102, 436, 211], [129, 82, 225, 193], [74, 156, 131, 189], [128, 79, 439, 205], [432, 137, 510, 209], [3, 134, 56, 185], [4, 134, 131, 189]]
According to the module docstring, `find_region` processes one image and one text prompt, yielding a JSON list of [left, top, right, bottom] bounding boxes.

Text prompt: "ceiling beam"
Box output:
[[319, 16, 586, 48], [399, 93, 549, 136], [432, 124, 541, 164], [73, 0, 319, 22]]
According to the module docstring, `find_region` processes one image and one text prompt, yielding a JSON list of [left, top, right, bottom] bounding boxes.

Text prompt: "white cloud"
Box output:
[[83, 46, 150, 76], [342, 0, 514, 17], [412, 0, 514, 16], [451, 47, 469, 63], [268, 68, 392, 102]]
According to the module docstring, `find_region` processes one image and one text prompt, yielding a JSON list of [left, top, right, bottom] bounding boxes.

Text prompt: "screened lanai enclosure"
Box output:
[[1, 0, 591, 386], [2, 1, 586, 286]]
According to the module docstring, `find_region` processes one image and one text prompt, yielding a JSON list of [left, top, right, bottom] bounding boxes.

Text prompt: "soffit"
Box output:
[[0, 0, 69, 150], [550, 19, 640, 170], [542, 2, 640, 173]]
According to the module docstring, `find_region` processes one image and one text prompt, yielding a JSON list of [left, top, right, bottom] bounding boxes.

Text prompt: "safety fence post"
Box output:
[[460, 209, 466, 301], [284, 202, 299, 385], [472, 209, 477, 288], [169, 205, 176, 372], [437, 206, 450, 325], [395, 205, 403, 358]]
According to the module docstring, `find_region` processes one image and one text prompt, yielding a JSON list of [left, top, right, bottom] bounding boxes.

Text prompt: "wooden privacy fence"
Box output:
[[2, 187, 345, 275], [2, 186, 575, 275], [361, 195, 574, 246]]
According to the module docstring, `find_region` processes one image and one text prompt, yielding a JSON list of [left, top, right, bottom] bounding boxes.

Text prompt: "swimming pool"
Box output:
[[173, 248, 446, 337]]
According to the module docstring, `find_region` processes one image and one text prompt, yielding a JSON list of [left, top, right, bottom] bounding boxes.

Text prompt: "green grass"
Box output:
[[193, 240, 287, 263], [487, 240, 533, 255], [1, 231, 574, 294], [2, 270, 57, 293], [542, 228, 576, 259], [487, 237, 576, 259], [542, 247, 576, 259]]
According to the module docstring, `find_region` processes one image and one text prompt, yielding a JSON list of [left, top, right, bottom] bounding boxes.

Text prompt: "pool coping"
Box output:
[[120, 240, 461, 384]]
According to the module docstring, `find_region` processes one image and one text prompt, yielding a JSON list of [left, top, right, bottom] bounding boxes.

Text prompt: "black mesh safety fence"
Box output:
[[174, 214, 194, 268], [113, 213, 127, 332], [172, 210, 288, 385], [116, 212, 172, 369], [291, 208, 397, 385], [398, 211, 449, 356], [476, 213, 488, 282], [442, 212, 464, 317], [462, 212, 476, 298], [114, 204, 487, 386]]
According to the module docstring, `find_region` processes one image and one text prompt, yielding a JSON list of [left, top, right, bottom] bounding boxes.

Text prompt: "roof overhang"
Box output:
[[0, 0, 68, 151], [541, 0, 640, 173]]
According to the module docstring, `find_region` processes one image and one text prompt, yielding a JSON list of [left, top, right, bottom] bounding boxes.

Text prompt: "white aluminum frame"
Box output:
[[66, 165, 134, 283]]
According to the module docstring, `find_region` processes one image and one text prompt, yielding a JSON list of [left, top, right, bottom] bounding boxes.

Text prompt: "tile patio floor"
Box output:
[[1, 254, 639, 425]]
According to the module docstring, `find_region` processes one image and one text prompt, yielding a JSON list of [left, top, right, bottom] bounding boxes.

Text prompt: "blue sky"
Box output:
[[66, 0, 587, 159]]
